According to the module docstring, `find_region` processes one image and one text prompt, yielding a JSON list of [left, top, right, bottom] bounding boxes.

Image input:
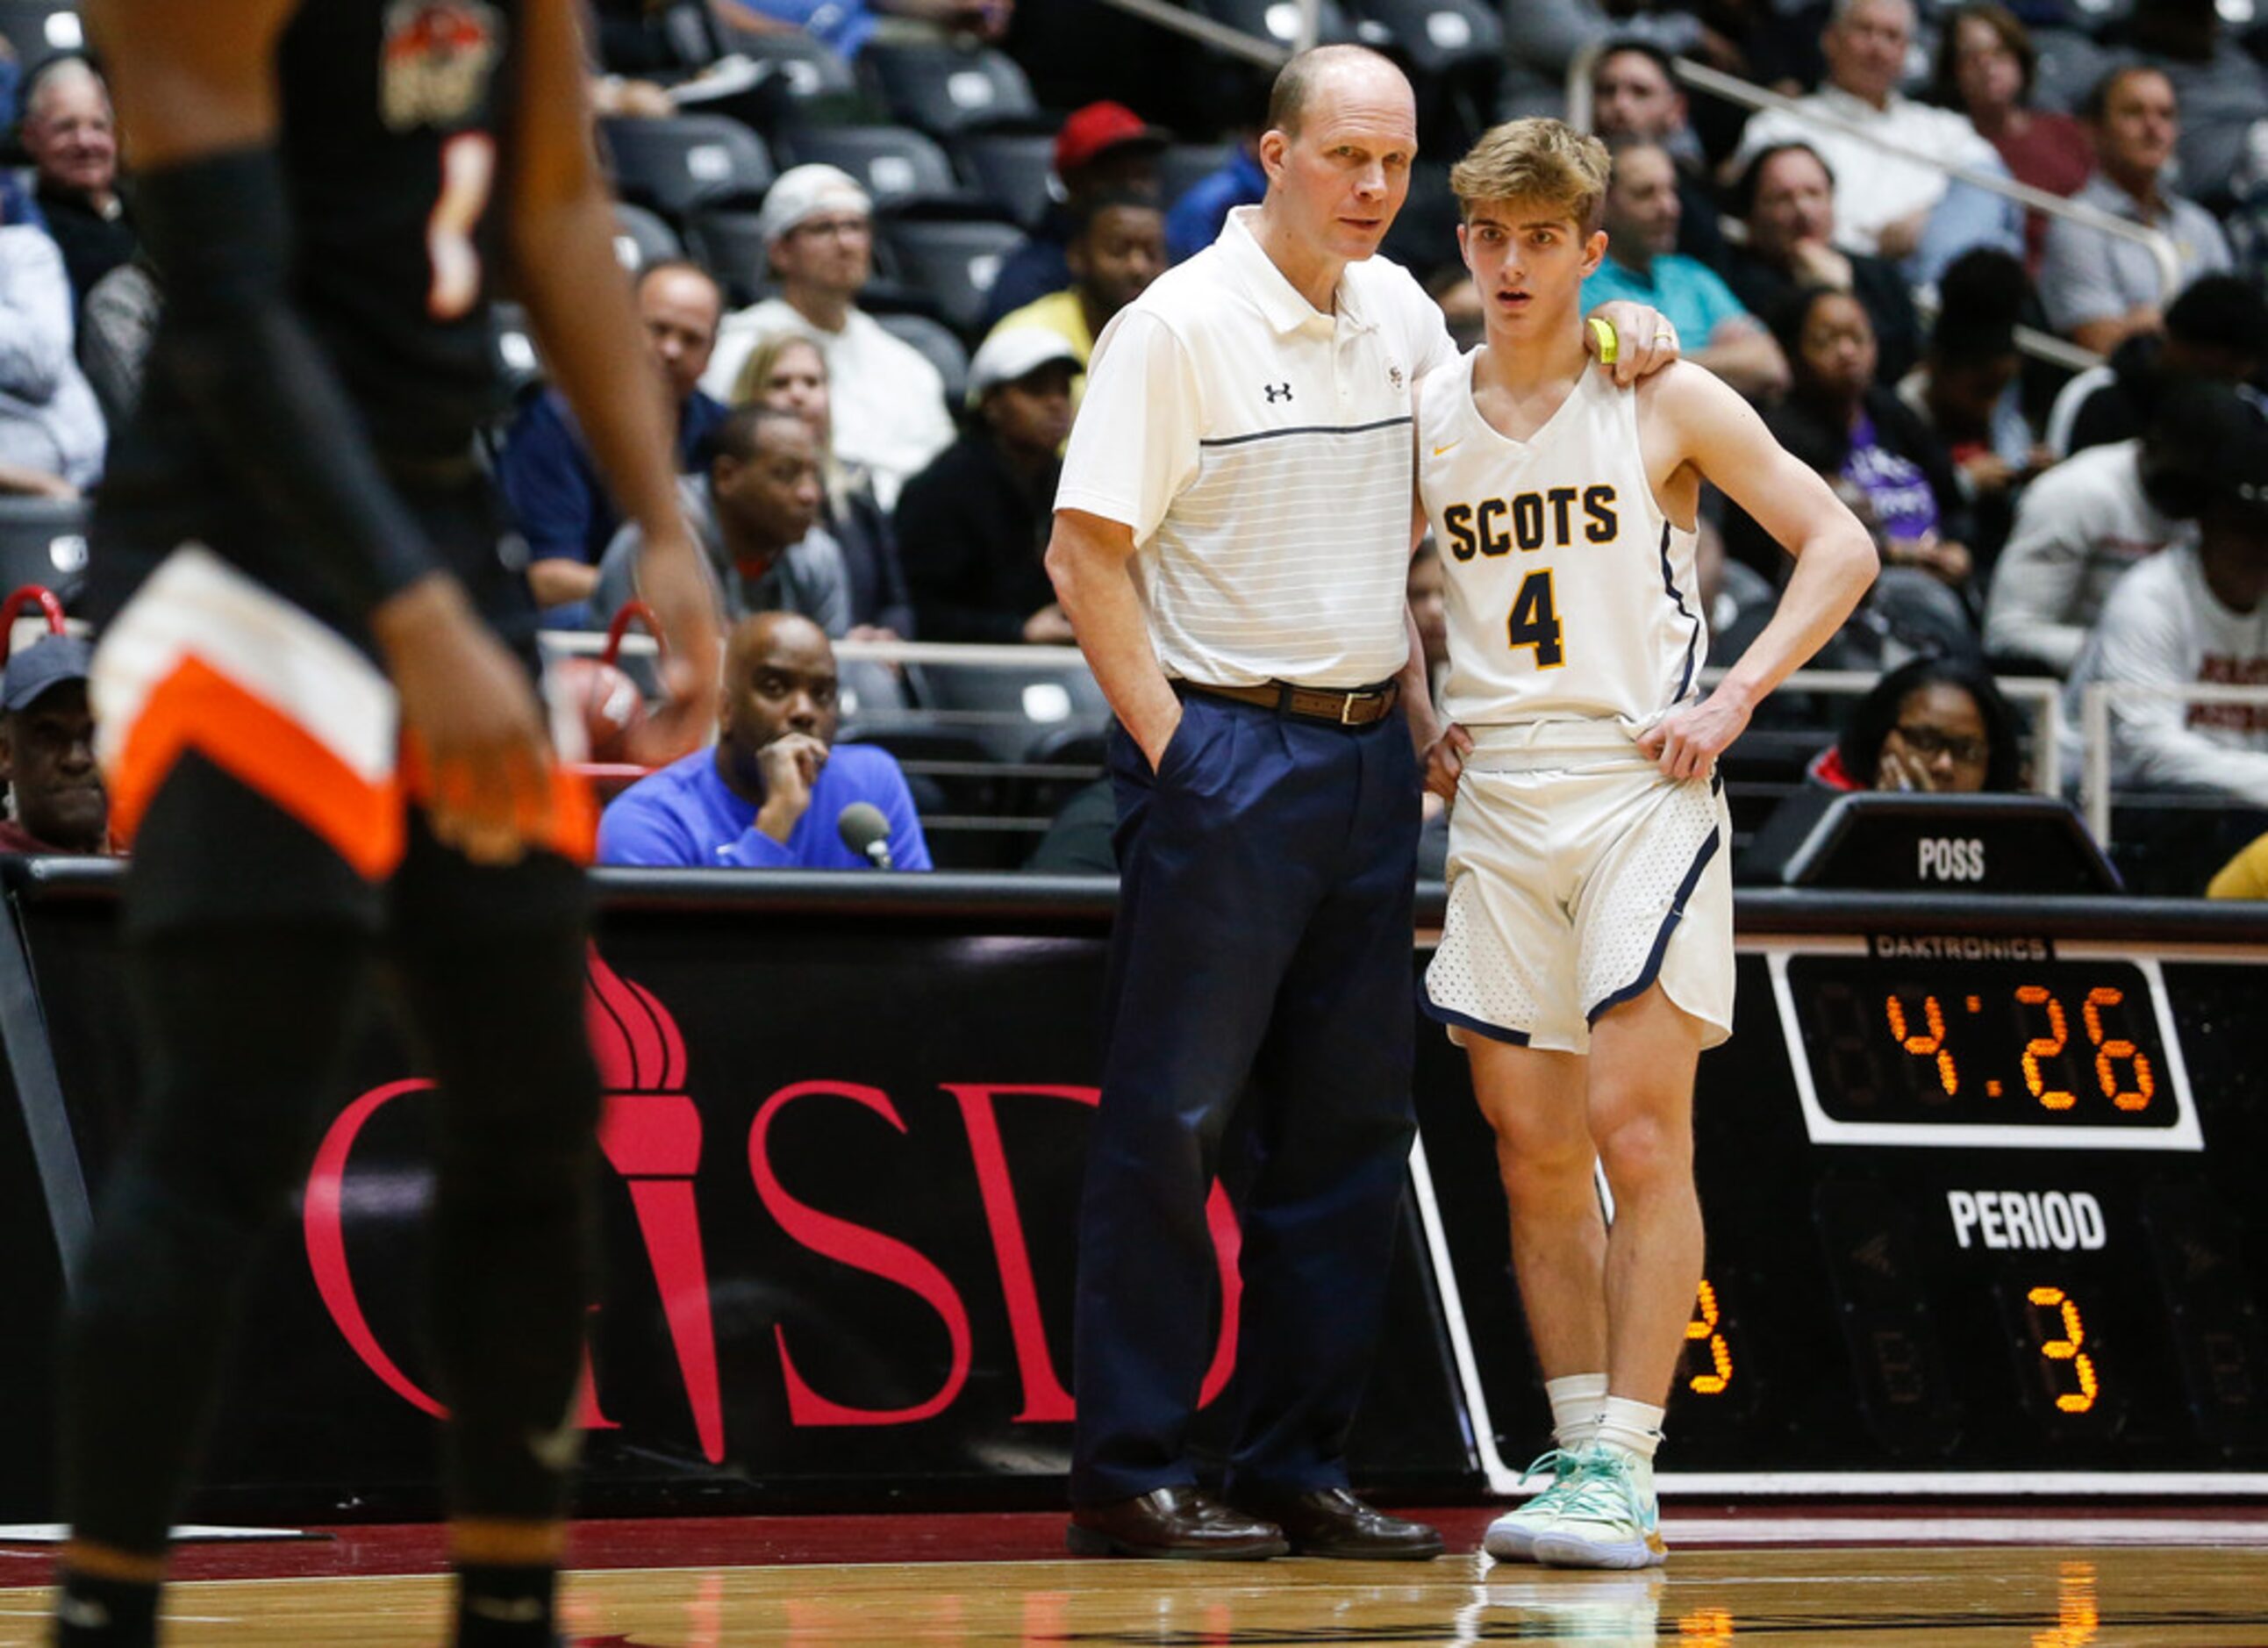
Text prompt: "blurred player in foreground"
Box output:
[[53, 2, 719, 1643]]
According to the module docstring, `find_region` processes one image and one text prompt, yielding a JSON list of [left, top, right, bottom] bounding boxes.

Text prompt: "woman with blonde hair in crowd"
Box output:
[[735, 332, 913, 641]]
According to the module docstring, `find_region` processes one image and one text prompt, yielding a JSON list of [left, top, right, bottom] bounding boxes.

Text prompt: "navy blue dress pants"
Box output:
[[1070, 690, 1421, 1505]]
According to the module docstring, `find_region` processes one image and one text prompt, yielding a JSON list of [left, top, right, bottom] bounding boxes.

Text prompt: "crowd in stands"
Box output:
[[3, 0, 2267, 894]]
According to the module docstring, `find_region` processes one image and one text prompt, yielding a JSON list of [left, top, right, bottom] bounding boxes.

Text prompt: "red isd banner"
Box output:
[[3, 874, 1473, 1521]]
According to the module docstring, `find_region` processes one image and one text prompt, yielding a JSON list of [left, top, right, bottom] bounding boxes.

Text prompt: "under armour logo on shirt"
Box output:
[[1263, 383, 1292, 403]]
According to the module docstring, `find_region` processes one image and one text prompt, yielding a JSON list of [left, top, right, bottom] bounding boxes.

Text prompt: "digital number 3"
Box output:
[[426, 131, 497, 321], [2028, 1285, 2099, 1415]]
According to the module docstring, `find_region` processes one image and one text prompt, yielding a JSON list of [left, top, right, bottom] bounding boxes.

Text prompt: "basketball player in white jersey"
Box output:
[[1417, 119, 1876, 1568]]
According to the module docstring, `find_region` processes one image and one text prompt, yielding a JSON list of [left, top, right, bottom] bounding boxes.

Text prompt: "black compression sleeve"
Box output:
[[133, 145, 440, 618]]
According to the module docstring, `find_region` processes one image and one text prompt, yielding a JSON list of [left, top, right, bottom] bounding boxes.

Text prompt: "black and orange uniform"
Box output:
[[59, 4, 606, 1637]]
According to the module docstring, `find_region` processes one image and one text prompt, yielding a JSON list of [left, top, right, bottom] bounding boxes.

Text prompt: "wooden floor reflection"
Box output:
[[6, 1544, 2268, 1645]]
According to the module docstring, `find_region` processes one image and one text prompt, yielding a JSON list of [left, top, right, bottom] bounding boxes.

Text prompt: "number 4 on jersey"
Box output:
[[1506, 570, 1565, 669]]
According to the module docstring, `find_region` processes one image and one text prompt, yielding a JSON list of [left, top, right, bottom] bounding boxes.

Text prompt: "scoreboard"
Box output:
[[1413, 892, 2268, 1494]]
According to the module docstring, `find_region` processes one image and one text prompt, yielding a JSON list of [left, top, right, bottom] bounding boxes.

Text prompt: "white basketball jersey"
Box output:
[[1418, 353, 1706, 732]]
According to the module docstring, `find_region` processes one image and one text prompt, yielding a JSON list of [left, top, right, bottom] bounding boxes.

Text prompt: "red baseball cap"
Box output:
[[1055, 101, 1170, 177]]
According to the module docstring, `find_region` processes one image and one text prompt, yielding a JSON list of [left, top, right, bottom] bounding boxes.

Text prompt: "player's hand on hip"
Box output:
[[376, 573, 556, 865], [1639, 691, 1748, 783], [1585, 300, 1681, 387], [1424, 722, 1472, 801], [628, 526, 725, 767]]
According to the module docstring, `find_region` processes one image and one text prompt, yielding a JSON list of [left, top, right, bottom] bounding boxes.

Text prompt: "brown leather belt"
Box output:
[[1182, 678, 1400, 727]]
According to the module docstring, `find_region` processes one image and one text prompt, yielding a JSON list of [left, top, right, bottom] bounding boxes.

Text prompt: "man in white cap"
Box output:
[[703, 163, 955, 509], [898, 327, 1079, 643]]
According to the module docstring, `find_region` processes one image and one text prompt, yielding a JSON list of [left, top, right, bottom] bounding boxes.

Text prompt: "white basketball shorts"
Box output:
[[1424, 727, 1734, 1055]]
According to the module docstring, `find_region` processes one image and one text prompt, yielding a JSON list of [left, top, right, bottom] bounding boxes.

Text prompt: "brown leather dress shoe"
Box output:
[[1231, 1487, 1445, 1560], [1067, 1487, 1290, 1559]]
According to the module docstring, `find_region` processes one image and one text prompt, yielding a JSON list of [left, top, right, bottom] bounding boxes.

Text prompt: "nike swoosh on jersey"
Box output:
[[1432, 441, 1461, 456]]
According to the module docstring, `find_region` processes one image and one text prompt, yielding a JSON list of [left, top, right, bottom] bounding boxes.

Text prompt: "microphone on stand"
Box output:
[[837, 801, 894, 870]]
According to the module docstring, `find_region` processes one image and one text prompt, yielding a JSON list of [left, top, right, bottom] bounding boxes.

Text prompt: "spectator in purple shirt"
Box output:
[[597, 611, 931, 870]]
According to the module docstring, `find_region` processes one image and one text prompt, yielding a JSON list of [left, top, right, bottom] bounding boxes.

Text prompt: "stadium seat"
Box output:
[[686, 203, 774, 305], [1346, 0, 1503, 75], [955, 131, 1060, 231], [717, 26, 861, 106], [612, 202, 684, 273], [2028, 26, 2114, 115], [1191, 0, 1357, 49], [859, 42, 1041, 137], [601, 114, 775, 220], [0, 497, 89, 607], [916, 659, 1111, 763], [0, 0, 82, 62], [489, 301, 545, 401], [1159, 142, 1234, 207], [873, 312, 971, 410], [777, 124, 965, 211], [877, 218, 1027, 336]]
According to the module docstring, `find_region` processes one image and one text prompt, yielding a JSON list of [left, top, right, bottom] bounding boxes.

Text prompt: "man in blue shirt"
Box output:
[[598, 612, 931, 870], [1164, 136, 1264, 265], [501, 260, 730, 627], [1582, 140, 1788, 401]]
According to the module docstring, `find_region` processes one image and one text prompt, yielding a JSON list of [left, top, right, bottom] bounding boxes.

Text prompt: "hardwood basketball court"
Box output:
[[4, 1506, 2264, 1644]]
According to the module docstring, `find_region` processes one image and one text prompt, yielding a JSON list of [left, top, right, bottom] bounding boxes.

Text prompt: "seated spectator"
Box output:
[[595, 404, 851, 634], [2207, 829, 2268, 898], [2062, 386, 2268, 809], [1585, 139, 1788, 399], [502, 259, 729, 626], [703, 166, 954, 509], [733, 331, 912, 639], [1722, 142, 1923, 385], [1724, 0, 2021, 277], [1985, 387, 2214, 675], [2127, 0, 2268, 209], [1738, 654, 2025, 878], [598, 611, 933, 870], [0, 221, 104, 496], [986, 190, 1165, 414], [896, 328, 1075, 643], [0, 634, 109, 856], [18, 56, 136, 305], [1894, 249, 2038, 557], [1764, 286, 1973, 598], [1165, 135, 1263, 265], [1588, 39, 1727, 267], [2039, 68, 2233, 357], [711, 0, 1011, 61], [2045, 274, 2268, 459], [1935, 2, 2090, 275], [983, 101, 1167, 329]]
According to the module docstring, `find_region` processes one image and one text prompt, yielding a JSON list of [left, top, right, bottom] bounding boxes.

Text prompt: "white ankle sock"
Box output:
[[1595, 1395, 1664, 1461], [1544, 1373, 1609, 1451]]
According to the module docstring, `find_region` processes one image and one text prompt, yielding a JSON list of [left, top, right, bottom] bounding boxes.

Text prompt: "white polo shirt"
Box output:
[[1056, 206, 1456, 690]]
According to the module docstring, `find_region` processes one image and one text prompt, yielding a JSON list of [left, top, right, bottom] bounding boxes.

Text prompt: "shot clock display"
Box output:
[[1413, 917, 2268, 1488], [1771, 944, 2200, 1149]]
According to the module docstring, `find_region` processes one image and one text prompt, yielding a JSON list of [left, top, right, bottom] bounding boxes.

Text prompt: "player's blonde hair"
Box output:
[[1449, 118, 1612, 233]]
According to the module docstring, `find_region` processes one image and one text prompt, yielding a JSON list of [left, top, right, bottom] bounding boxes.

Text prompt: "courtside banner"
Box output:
[[0, 866, 1478, 1521]]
